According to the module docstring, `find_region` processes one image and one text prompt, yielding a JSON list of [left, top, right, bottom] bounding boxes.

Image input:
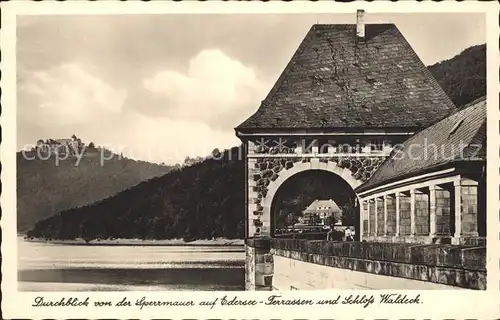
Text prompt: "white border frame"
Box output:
[[1, 1, 499, 319]]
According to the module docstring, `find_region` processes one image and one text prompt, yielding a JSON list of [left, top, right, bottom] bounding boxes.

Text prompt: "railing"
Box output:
[[273, 232, 328, 240]]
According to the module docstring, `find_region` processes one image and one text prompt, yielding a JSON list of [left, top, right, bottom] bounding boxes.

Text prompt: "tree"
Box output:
[[26, 146, 246, 241], [276, 210, 288, 229], [88, 142, 95, 149], [183, 156, 193, 167], [285, 213, 299, 226], [211, 148, 221, 159], [428, 44, 486, 107]]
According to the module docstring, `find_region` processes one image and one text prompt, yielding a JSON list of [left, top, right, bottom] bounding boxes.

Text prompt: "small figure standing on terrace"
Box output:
[[344, 227, 353, 241], [350, 227, 356, 241], [326, 225, 334, 241]]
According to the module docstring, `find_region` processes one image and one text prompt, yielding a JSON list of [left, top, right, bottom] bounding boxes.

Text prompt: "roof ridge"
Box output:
[[453, 101, 486, 162], [236, 25, 317, 130], [385, 101, 480, 162], [304, 199, 341, 211], [236, 23, 460, 132], [357, 98, 486, 193], [390, 26, 457, 113], [459, 95, 486, 110], [263, 26, 316, 104]]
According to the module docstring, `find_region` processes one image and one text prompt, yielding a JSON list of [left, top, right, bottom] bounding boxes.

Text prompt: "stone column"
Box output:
[[453, 181, 462, 244], [397, 192, 412, 237], [462, 179, 479, 237], [359, 200, 364, 240], [429, 185, 437, 238], [436, 187, 452, 236], [410, 189, 416, 236], [383, 195, 388, 236], [384, 194, 396, 236], [373, 198, 378, 236], [362, 200, 369, 240], [369, 199, 375, 236], [453, 178, 479, 244], [431, 185, 452, 239], [376, 197, 384, 237], [366, 199, 370, 236], [395, 193, 401, 236]]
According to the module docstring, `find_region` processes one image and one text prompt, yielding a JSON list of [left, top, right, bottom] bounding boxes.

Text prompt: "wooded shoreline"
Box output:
[[22, 237, 245, 247]]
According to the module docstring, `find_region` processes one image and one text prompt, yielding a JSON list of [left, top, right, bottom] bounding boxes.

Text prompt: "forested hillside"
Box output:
[[17, 143, 174, 232], [27, 147, 245, 240], [428, 44, 486, 107], [26, 43, 486, 241]]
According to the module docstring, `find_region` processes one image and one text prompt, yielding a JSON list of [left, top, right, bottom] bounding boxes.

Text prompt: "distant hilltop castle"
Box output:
[[34, 134, 93, 155]]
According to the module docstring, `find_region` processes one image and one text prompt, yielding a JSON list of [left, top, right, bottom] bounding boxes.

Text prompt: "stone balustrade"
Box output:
[[245, 237, 486, 290], [273, 238, 485, 290]]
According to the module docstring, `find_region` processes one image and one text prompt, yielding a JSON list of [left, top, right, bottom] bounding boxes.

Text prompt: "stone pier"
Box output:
[[245, 237, 273, 290]]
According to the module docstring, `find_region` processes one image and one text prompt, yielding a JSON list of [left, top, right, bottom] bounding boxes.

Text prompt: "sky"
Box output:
[[17, 13, 486, 164]]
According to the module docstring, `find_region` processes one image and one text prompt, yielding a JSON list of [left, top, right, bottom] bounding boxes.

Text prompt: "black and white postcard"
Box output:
[[1, 1, 499, 319]]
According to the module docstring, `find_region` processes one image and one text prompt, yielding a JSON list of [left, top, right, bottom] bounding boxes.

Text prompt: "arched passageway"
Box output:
[[248, 158, 364, 239], [270, 169, 360, 240]]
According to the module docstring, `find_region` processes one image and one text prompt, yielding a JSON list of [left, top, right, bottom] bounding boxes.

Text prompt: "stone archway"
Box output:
[[263, 159, 362, 218], [248, 157, 365, 237]]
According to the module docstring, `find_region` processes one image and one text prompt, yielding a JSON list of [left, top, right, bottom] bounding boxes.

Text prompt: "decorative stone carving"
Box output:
[[252, 137, 297, 154]]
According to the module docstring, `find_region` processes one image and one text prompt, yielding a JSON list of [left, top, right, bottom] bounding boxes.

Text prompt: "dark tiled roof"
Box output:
[[237, 24, 457, 131], [356, 96, 486, 193]]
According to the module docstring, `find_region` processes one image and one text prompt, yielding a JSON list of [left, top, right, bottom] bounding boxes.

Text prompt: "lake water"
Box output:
[[17, 237, 245, 291]]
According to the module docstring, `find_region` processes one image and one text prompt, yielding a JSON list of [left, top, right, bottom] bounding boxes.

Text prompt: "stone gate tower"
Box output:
[[235, 10, 457, 239]]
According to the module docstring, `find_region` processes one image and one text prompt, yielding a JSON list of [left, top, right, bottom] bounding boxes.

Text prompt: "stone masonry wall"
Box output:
[[270, 239, 486, 290], [245, 245, 256, 290], [248, 155, 386, 236], [245, 238, 274, 291], [272, 255, 465, 290]]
